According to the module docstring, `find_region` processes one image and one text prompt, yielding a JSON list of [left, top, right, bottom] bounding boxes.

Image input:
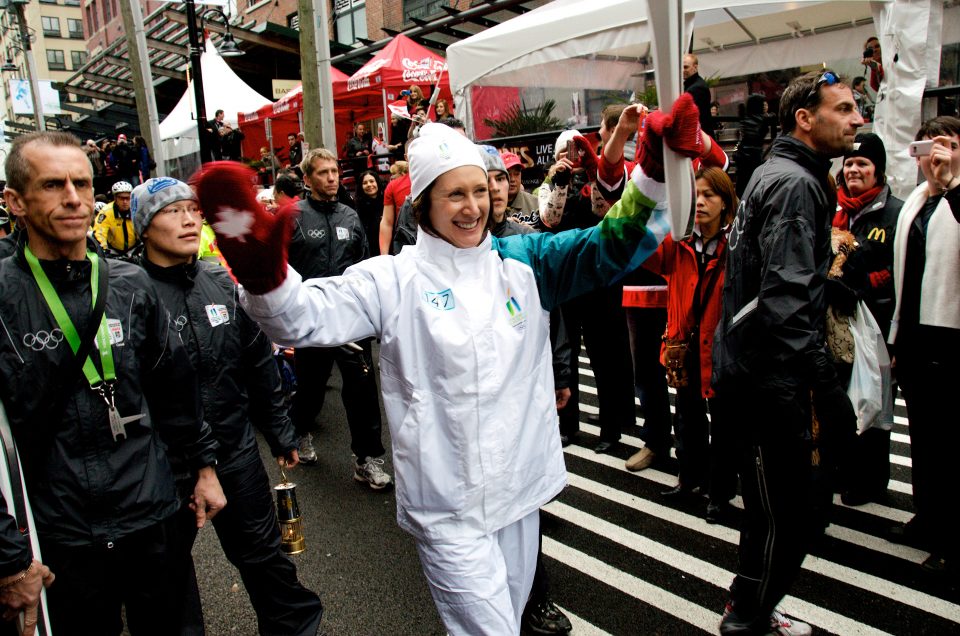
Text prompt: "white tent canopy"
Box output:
[[159, 39, 271, 161], [447, 0, 891, 96]]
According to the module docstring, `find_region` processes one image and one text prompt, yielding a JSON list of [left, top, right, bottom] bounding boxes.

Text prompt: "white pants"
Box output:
[[415, 510, 540, 636]]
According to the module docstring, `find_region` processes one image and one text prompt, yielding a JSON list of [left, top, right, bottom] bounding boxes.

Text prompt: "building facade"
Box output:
[[0, 0, 88, 136]]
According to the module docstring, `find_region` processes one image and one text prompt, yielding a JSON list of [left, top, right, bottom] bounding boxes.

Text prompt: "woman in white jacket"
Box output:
[[193, 98, 702, 635]]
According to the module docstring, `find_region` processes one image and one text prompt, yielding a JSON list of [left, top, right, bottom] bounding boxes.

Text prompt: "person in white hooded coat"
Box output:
[[192, 97, 703, 635]]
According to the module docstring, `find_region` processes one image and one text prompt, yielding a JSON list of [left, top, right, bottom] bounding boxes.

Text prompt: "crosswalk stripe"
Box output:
[[544, 503, 895, 636], [571, 421, 916, 506], [555, 606, 612, 636], [549, 490, 958, 627], [542, 536, 722, 633]]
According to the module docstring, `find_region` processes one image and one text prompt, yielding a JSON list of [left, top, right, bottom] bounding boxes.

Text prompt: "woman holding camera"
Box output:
[[642, 167, 739, 523]]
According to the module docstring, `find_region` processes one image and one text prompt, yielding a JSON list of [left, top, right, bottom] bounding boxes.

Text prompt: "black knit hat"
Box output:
[[844, 132, 886, 177]]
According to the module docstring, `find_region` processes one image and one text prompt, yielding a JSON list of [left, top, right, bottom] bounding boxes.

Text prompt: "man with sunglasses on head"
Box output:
[[713, 70, 863, 635]]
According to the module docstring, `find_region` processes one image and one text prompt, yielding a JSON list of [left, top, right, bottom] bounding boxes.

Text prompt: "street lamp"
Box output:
[[184, 0, 244, 163]]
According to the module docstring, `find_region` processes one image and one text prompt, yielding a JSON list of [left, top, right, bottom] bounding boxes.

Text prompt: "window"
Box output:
[[90, 1, 100, 31], [71, 50, 87, 68], [103, 0, 111, 24], [41, 16, 61, 37], [68, 18, 84, 38], [334, 0, 366, 46], [47, 49, 66, 70], [403, 0, 444, 23], [40, 0, 57, 4], [64, 0, 80, 5]]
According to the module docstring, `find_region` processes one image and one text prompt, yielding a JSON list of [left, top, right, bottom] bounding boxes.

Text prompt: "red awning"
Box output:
[[339, 34, 452, 123]]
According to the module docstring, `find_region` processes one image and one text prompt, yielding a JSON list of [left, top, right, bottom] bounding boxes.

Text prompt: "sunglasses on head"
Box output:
[[804, 71, 839, 107]]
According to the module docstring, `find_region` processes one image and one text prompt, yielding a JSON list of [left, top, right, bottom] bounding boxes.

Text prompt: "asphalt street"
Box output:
[[189, 349, 960, 635]]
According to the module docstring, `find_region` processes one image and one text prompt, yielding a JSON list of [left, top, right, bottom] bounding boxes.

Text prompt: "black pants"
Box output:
[[179, 454, 324, 636], [728, 386, 818, 630], [625, 307, 673, 455], [674, 360, 737, 503], [41, 515, 187, 635], [898, 341, 960, 562], [290, 341, 385, 460], [560, 288, 635, 443]]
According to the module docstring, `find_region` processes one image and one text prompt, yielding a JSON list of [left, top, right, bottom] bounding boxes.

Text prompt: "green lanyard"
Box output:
[[23, 246, 116, 388]]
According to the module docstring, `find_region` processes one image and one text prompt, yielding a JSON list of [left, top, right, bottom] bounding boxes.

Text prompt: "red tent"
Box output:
[[339, 34, 452, 143], [237, 68, 354, 163]]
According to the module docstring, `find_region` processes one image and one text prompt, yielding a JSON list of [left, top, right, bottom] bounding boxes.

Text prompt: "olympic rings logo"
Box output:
[[22, 329, 64, 351], [174, 315, 188, 331], [307, 229, 325, 239]]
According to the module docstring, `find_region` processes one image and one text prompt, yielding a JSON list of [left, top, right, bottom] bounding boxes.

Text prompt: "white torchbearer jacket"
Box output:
[[241, 170, 669, 542]]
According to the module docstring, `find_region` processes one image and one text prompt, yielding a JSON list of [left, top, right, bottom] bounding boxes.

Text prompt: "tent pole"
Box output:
[[382, 89, 390, 146]]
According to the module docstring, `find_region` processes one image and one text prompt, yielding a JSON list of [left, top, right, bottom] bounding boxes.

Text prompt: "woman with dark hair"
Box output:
[[641, 166, 739, 523], [193, 100, 702, 634], [829, 133, 901, 506], [355, 169, 384, 257], [734, 93, 769, 197]]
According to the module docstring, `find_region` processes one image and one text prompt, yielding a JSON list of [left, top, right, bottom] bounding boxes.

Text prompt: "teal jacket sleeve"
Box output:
[[494, 168, 671, 312]]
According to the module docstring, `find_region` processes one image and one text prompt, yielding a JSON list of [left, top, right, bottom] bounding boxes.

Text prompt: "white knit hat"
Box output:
[[408, 123, 486, 201], [554, 129, 581, 160]]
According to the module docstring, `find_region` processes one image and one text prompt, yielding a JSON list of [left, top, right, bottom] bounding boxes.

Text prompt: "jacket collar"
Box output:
[[770, 135, 834, 180], [141, 255, 199, 287], [304, 196, 340, 215], [13, 233, 104, 275], [416, 227, 492, 269]]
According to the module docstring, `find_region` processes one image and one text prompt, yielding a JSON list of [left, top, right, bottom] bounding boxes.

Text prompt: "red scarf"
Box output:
[[833, 185, 883, 230]]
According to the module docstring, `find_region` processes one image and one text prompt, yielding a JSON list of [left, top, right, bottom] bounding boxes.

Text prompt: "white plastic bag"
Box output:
[[847, 301, 895, 433]]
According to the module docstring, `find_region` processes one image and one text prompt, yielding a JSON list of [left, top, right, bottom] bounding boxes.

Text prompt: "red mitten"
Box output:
[[192, 162, 294, 294], [662, 93, 702, 158], [572, 135, 600, 177], [637, 121, 665, 182]]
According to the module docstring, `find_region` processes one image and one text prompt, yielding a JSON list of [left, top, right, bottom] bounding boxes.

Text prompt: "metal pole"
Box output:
[[185, 0, 210, 162], [298, 0, 336, 150], [12, 3, 45, 131], [121, 0, 165, 176], [314, 2, 336, 150], [382, 88, 389, 145]]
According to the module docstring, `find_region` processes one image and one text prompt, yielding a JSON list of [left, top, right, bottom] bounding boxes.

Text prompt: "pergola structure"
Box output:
[[40, 0, 544, 142]]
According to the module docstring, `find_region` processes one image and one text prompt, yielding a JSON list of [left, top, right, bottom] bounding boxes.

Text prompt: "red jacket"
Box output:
[[642, 231, 727, 398]]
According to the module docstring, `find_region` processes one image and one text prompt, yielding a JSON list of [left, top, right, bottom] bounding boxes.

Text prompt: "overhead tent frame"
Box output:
[[56, 0, 541, 142], [446, 0, 898, 137]]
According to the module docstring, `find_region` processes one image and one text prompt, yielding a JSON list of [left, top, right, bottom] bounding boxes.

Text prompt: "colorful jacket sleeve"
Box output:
[[495, 166, 671, 312]]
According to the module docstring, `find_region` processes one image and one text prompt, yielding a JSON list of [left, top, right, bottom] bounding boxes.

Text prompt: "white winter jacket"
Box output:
[[241, 170, 669, 542]]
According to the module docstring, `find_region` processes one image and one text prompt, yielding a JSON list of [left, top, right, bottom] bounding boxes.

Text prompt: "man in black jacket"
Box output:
[[683, 54, 714, 139], [133, 176, 324, 636], [713, 71, 862, 635], [0, 131, 225, 633], [288, 148, 392, 489]]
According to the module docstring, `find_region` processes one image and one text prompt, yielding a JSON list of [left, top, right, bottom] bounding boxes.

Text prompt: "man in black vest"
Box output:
[[287, 148, 392, 490]]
